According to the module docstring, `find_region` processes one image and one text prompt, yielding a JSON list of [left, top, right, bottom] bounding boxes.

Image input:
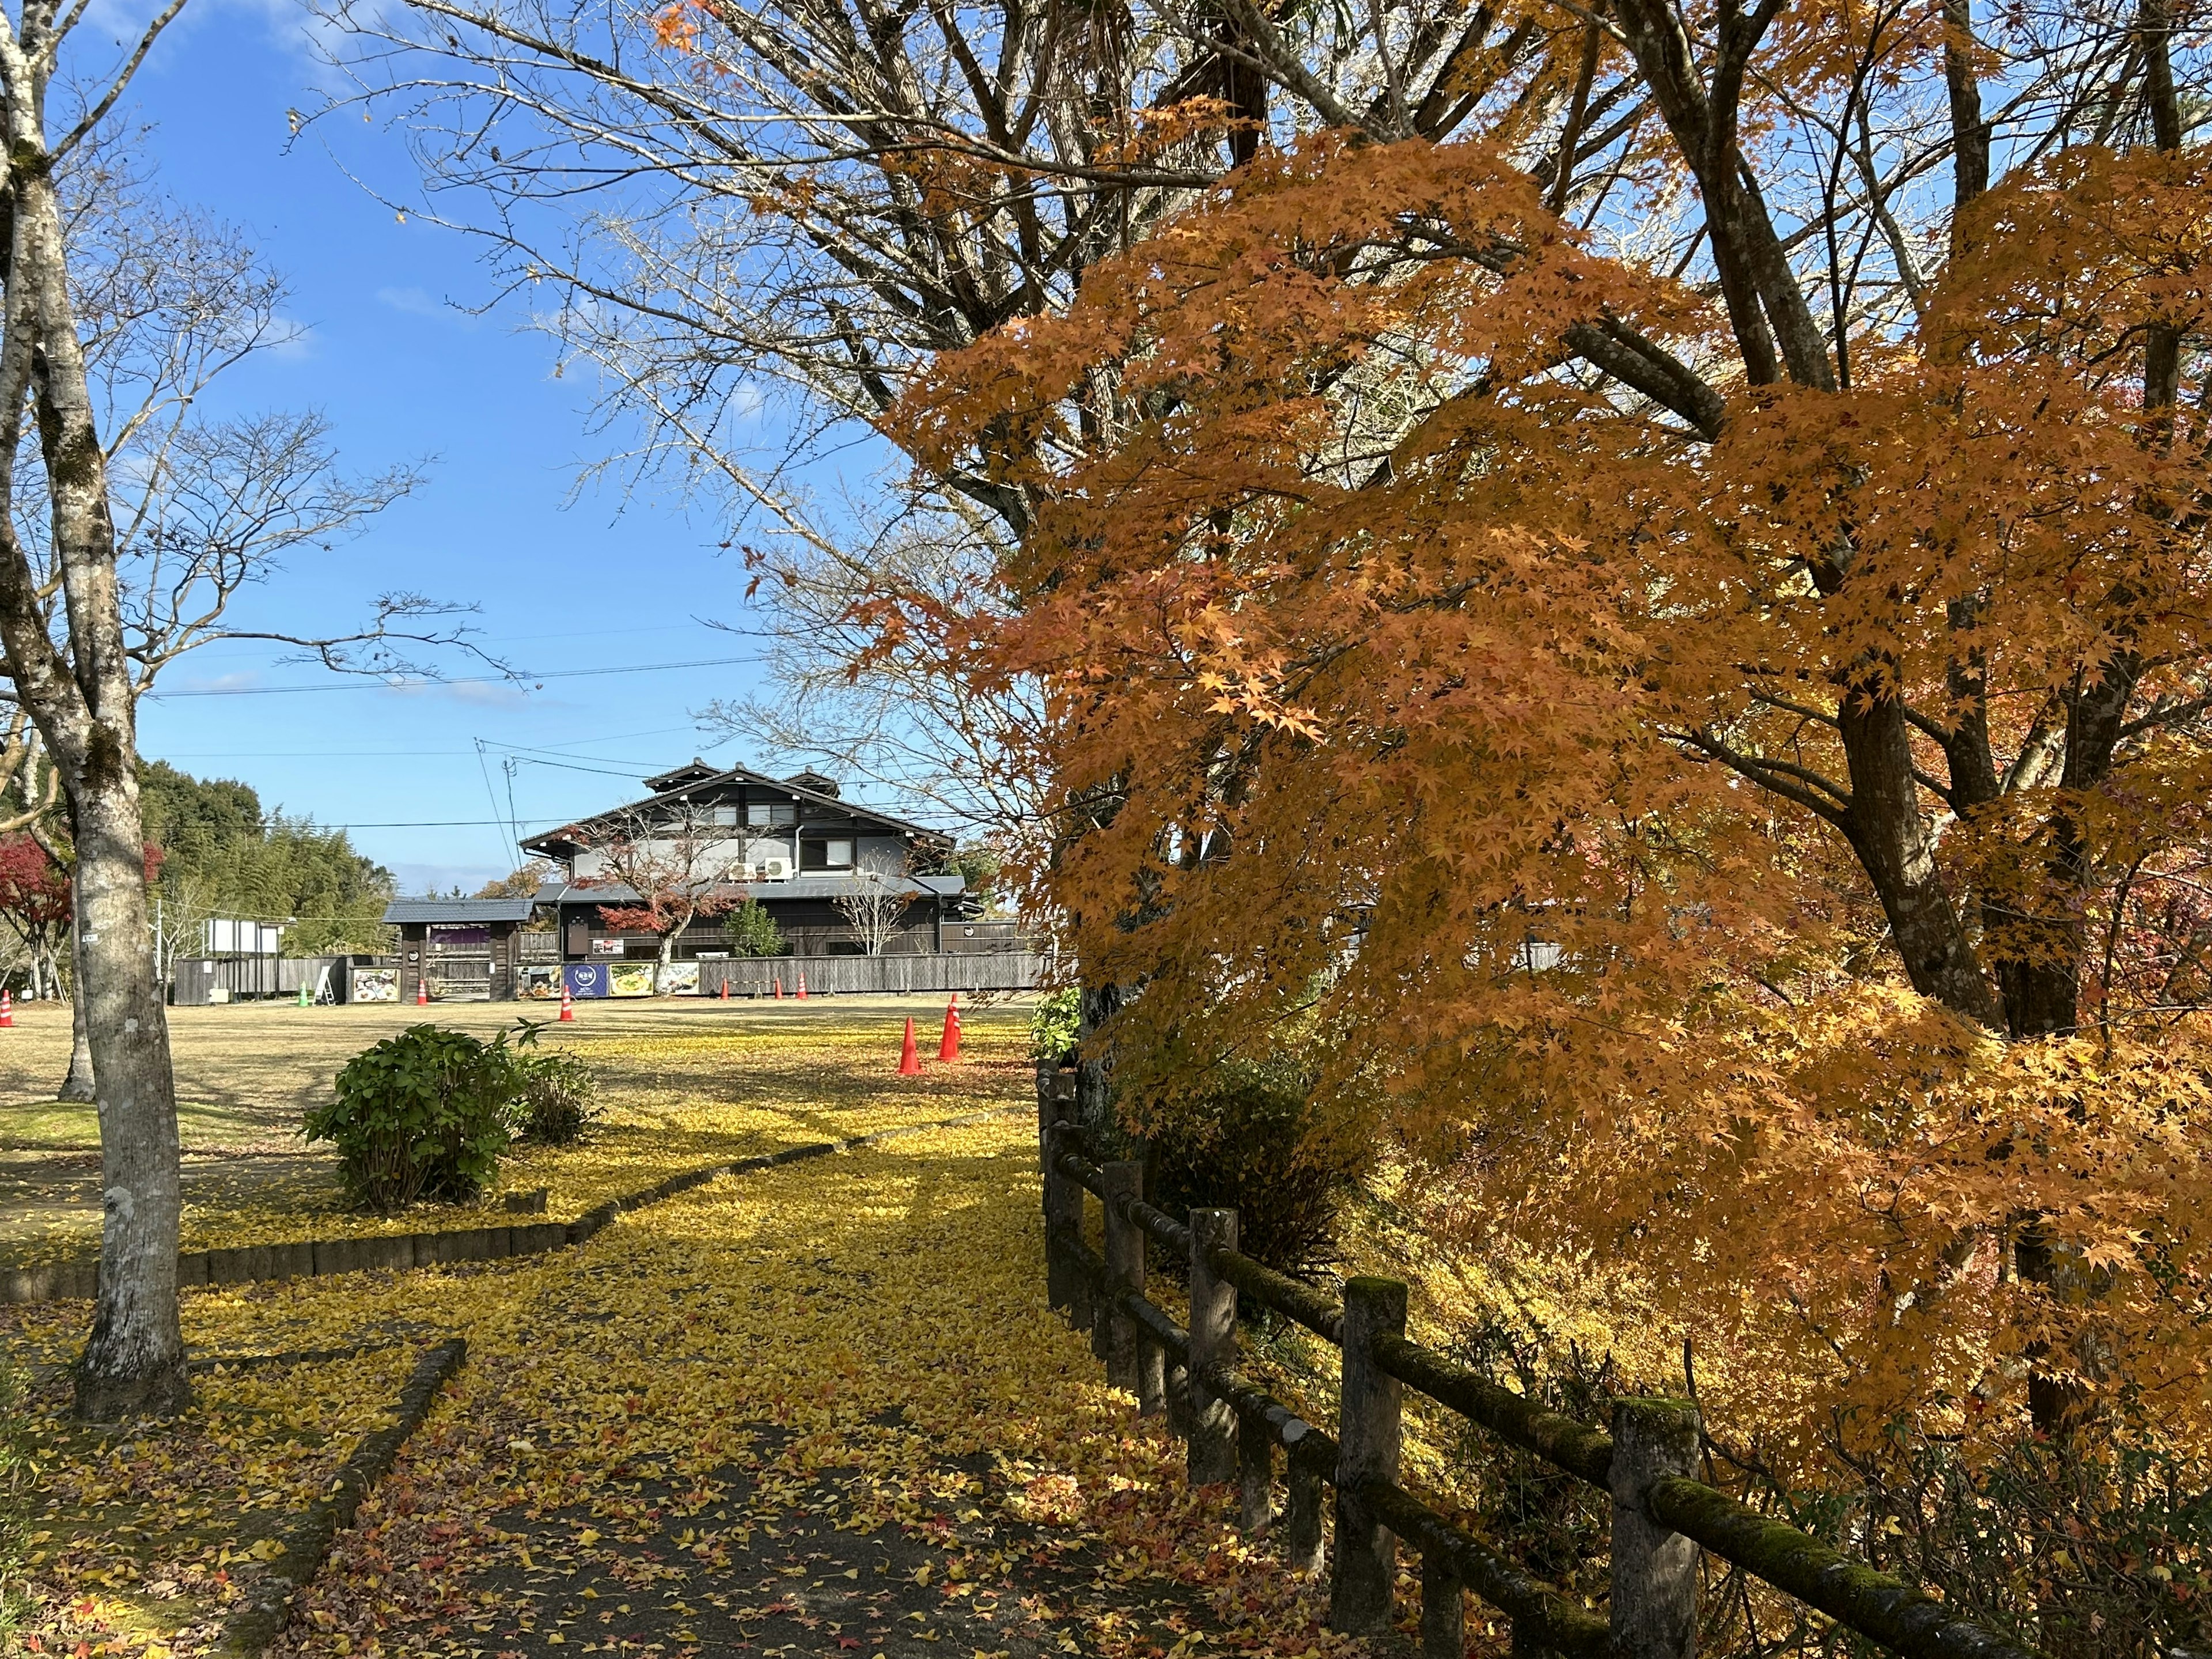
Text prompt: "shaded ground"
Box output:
[[447, 1433, 1179, 1659]]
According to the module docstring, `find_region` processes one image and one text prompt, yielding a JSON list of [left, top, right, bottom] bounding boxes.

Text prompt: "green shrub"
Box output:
[[306, 1024, 515, 1211], [503, 1025, 600, 1145], [1030, 986, 1081, 1063], [1144, 1060, 1371, 1278], [722, 899, 786, 957]]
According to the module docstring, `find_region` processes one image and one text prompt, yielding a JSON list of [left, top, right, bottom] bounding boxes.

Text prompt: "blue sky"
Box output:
[[111, 3, 794, 895]]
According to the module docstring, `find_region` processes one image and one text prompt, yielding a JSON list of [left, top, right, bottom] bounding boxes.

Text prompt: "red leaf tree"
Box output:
[[577, 800, 747, 970], [0, 832, 72, 997]]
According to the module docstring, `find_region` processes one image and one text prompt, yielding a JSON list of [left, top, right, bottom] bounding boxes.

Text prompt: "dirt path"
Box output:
[[260, 1116, 1336, 1659], [7, 1112, 1345, 1659]]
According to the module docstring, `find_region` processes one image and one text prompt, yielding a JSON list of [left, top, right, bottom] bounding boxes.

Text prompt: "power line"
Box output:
[[150, 722, 722, 761], [144, 653, 767, 699]]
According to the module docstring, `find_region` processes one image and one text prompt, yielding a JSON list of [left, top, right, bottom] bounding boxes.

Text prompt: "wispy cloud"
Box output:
[[380, 676, 536, 709], [377, 285, 445, 320], [266, 316, 316, 360], [181, 671, 265, 692]]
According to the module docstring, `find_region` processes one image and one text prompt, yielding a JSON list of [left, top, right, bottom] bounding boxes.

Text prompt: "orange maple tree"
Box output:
[[879, 16, 2212, 1464]]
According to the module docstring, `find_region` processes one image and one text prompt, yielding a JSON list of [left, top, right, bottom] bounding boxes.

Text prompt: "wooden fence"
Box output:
[[1035, 1063, 2029, 1659], [702, 952, 1051, 997]]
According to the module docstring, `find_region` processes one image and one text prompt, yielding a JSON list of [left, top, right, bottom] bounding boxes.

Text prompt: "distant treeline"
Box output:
[[139, 761, 395, 957]]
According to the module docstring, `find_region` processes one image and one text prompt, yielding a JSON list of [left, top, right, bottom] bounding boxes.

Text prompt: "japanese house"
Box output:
[[520, 762, 988, 967]]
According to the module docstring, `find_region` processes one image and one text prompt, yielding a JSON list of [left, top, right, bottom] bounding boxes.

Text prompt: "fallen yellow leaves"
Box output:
[[5, 1009, 1383, 1659]]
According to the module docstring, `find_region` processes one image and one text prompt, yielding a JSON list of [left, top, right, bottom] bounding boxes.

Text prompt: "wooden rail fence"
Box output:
[[1035, 1063, 2032, 1659]]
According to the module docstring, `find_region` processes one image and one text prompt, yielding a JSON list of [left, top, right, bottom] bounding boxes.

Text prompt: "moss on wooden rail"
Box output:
[[1363, 1478, 1608, 1659], [1370, 1331, 1614, 1490], [1054, 1211, 1604, 1652], [1645, 1476, 2038, 1659], [1043, 1089, 2038, 1659]]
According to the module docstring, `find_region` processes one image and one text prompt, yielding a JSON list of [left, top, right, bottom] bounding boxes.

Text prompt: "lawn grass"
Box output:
[[2, 1007, 1061, 1658], [0, 994, 1036, 1266]]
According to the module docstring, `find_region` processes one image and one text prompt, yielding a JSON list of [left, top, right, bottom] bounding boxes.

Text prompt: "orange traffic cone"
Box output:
[[897, 1017, 922, 1075], [773, 975, 783, 999], [719, 979, 729, 1001], [559, 983, 575, 1022], [0, 990, 12, 1028], [415, 976, 429, 1006], [797, 971, 808, 1000], [938, 993, 961, 1062]]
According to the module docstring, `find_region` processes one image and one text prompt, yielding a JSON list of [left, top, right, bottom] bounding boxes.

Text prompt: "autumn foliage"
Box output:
[[888, 108, 2212, 1472]]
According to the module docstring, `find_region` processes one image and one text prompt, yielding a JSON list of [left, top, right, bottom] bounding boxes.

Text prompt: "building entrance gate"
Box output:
[[425, 924, 494, 1001]]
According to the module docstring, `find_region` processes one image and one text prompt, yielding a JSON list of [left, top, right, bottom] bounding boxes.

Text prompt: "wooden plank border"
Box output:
[[209, 1336, 469, 1657]]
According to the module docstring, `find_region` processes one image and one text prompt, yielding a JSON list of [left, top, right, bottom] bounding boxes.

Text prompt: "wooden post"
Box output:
[[1329, 1276, 1407, 1636], [1137, 1309, 1168, 1417], [1421, 1551, 1464, 1659], [1238, 1412, 1273, 1535], [1187, 1209, 1238, 1486], [1608, 1397, 1701, 1659], [1101, 1161, 1145, 1391], [1039, 1086, 1079, 1318], [1091, 1254, 1113, 1362], [1284, 1456, 1325, 1575]]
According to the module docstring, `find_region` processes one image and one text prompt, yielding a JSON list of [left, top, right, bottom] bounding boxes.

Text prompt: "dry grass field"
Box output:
[[0, 993, 1036, 1266]]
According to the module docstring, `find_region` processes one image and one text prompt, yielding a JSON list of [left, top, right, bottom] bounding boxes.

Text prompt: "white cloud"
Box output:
[[266, 316, 316, 359], [376, 285, 442, 319], [171, 670, 266, 693], [378, 675, 535, 708]]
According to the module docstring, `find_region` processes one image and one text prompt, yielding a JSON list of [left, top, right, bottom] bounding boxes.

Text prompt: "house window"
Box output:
[[747, 801, 798, 827], [801, 838, 853, 871], [713, 805, 738, 827]]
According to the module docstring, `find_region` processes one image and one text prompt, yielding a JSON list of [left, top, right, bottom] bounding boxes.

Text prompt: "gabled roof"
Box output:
[[642, 757, 723, 792], [383, 898, 540, 925], [521, 763, 949, 858]]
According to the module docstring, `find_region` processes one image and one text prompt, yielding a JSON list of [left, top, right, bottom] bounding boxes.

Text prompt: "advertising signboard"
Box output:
[[563, 961, 610, 999], [350, 967, 399, 1003], [607, 962, 656, 998], [517, 964, 563, 1001]]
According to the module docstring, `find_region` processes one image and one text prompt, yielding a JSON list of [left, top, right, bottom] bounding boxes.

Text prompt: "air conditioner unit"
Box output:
[[761, 858, 790, 880]]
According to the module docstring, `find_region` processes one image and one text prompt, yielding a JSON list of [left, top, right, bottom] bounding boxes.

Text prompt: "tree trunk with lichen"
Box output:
[[0, 41, 190, 1420]]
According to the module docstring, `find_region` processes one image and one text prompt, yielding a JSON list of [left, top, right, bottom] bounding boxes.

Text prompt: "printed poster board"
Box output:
[[350, 967, 399, 1004], [562, 961, 610, 999], [517, 964, 563, 1001], [607, 961, 656, 998], [657, 961, 700, 997], [590, 937, 625, 956]]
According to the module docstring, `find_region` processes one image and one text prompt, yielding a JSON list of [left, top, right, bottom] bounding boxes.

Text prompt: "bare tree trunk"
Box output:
[[59, 947, 94, 1099], [1835, 695, 2003, 1029], [70, 776, 187, 1418], [59, 825, 95, 1100], [29, 815, 95, 1096], [0, 12, 193, 1420]]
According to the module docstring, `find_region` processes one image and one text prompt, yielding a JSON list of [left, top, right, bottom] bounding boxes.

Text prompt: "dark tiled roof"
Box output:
[[543, 873, 964, 907], [522, 763, 945, 855], [382, 898, 541, 925]]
